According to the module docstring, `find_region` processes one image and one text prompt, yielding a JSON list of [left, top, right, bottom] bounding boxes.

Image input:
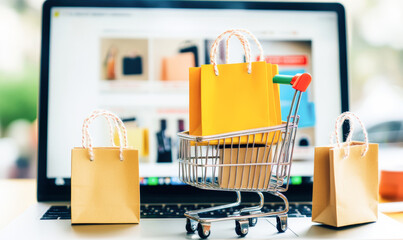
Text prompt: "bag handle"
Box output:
[[82, 110, 120, 148], [210, 29, 264, 76], [82, 110, 127, 161], [330, 112, 369, 159], [225, 29, 264, 64], [210, 29, 251, 76], [225, 31, 251, 65], [81, 110, 128, 161]]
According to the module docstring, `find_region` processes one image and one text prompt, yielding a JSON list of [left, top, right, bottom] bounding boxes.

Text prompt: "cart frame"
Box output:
[[177, 73, 310, 238]]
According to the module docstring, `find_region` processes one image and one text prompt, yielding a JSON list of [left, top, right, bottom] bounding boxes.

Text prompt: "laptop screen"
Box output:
[[45, 6, 342, 187]]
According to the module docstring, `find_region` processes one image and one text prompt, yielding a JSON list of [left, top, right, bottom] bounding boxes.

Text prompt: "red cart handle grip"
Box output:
[[272, 73, 312, 92]]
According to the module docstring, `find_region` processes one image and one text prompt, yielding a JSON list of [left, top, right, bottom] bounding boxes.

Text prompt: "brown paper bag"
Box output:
[[71, 110, 140, 224], [219, 145, 272, 190], [312, 112, 378, 227]]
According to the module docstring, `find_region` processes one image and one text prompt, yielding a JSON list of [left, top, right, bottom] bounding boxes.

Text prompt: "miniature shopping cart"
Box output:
[[177, 73, 312, 238]]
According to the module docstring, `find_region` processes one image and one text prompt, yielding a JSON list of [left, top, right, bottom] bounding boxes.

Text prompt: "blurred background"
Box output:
[[0, 0, 402, 179]]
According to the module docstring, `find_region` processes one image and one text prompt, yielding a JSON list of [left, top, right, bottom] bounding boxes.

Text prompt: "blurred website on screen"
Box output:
[[47, 8, 341, 184]]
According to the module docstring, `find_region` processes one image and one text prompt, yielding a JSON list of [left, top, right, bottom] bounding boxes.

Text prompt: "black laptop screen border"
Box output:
[[37, 0, 348, 202]]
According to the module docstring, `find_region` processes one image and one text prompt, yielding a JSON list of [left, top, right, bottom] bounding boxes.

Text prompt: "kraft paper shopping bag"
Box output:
[[312, 112, 378, 227], [219, 144, 274, 190], [71, 110, 140, 224], [189, 29, 282, 139]]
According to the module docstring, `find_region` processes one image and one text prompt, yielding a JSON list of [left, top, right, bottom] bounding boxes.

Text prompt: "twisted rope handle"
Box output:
[[210, 29, 264, 76], [225, 31, 251, 65], [82, 110, 117, 148], [83, 111, 127, 161], [330, 112, 369, 159], [82, 111, 125, 161], [81, 110, 128, 161], [225, 29, 264, 64]]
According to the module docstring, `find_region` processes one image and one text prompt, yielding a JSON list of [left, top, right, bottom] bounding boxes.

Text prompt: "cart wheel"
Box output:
[[197, 223, 211, 239], [235, 220, 249, 237], [185, 218, 197, 233], [248, 217, 258, 227], [276, 215, 288, 233]]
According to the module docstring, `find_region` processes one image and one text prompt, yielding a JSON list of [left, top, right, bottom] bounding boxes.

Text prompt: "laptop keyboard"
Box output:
[[41, 206, 71, 220], [40, 203, 311, 220]]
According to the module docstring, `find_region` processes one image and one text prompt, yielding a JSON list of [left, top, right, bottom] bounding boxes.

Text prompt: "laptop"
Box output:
[[2, 0, 403, 239]]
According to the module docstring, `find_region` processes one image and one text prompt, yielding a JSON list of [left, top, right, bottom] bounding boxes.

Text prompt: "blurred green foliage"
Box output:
[[0, 65, 38, 130]]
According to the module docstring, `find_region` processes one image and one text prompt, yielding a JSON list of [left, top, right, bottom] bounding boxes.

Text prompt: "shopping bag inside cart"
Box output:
[[218, 144, 273, 189], [177, 29, 313, 239], [189, 29, 282, 140]]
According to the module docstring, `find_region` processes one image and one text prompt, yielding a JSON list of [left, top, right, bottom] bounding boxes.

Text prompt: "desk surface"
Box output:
[[0, 179, 36, 229], [1, 179, 403, 230]]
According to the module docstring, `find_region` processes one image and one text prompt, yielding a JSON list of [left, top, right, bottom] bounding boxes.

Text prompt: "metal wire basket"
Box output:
[[177, 73, 311, 238]]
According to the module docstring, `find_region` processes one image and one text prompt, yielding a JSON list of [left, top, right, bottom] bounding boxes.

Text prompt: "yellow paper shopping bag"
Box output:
[[189, 29, 281, 138], [271, 64, 281, 124], [71, 110, 140, 224], [312, 112, 378, 227]]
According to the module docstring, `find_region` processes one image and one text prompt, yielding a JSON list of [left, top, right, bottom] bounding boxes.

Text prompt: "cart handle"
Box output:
[[273, 73, 312, 92]]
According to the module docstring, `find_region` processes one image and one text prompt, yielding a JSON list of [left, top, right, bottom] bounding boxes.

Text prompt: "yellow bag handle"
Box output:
[[209, 29, 264, 76], [225, 29, 265, 64], [81, 110, 128, 161], [225, 31, 251, 65]]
